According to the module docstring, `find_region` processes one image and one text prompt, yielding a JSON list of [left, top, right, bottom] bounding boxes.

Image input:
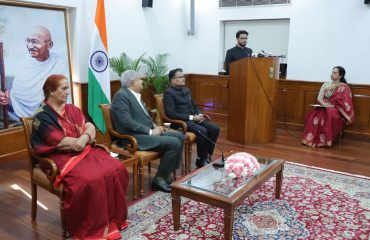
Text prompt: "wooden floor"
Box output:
[[1, 116, 369, 239]]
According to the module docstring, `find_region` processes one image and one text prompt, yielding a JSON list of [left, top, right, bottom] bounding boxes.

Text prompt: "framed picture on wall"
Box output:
[[0, 1, 72, 130]]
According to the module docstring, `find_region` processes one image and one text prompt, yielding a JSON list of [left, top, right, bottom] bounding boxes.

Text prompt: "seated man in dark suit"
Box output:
[[111, 70, 185, 193], [163, 68, 220, 168]]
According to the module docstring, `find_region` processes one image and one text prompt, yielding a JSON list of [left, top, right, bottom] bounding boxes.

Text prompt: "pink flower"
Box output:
[[225, 152, 260, 179]]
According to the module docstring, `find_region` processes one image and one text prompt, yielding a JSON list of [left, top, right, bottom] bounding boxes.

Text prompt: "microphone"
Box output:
[[197, 130, 225, 168], [261, 50, 270, 57]]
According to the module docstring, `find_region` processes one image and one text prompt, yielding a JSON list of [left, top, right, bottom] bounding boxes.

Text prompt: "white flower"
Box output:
[[225, 152, 260, 179], [228, 172, 236, 179]]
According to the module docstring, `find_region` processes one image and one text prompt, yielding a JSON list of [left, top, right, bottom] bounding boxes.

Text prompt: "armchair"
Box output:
[[20, 117, 66, 238], [99, 104, 162, 197], [154, 94, 196, 173]]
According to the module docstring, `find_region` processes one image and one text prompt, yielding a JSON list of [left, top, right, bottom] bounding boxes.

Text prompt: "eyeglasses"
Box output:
[[172, 76, 185, 79], [25, 38, 51, 46]]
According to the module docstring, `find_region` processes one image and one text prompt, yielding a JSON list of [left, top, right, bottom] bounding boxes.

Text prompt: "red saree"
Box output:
[[302, 84, 354, 147], [31, 102, 129, 239]]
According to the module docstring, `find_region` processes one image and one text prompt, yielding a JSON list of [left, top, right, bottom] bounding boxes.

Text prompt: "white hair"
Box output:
[[120, 70, 145, 87]]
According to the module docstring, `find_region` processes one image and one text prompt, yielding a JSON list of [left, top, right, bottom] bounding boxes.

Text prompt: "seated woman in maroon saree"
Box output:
[[31, 75, 129, 240], [302, 66, 354, 147]]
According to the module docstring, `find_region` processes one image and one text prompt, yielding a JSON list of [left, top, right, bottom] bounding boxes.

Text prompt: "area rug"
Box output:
[[121, 163, 370, 240]]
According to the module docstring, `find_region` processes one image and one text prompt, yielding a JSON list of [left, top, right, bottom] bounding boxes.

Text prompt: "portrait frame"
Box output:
[[0, 0, 73, 131]]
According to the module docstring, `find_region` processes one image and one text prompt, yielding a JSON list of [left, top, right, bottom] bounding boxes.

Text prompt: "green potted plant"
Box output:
[[109, 52, 145, 77], [142, 53, 170, 94]]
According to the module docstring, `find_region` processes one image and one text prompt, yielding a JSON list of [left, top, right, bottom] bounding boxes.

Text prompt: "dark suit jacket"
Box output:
[[163, 86, 201, 123], [224, 45, 253, 74], [111, 87, 160, 150]]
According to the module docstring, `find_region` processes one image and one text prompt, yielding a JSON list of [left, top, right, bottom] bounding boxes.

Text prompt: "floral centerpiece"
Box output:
[[224, 152, 260, 179]]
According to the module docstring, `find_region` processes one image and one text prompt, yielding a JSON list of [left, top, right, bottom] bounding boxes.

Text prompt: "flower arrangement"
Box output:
[[224, 152, 260, 179]]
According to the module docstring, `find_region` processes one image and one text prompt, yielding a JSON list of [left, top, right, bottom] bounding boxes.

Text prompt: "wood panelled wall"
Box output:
[[187, 74, 370, 141], [276, 80, 370, 140], [1, 74, 369, 164], [186, 74, 229, 116]]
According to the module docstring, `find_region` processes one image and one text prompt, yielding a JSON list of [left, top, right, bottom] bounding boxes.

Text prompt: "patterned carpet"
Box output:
[[121, 163, 370, 240]]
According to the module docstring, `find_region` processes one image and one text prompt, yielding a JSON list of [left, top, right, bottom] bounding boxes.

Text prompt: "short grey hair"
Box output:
[[120, 70, 146, 87]]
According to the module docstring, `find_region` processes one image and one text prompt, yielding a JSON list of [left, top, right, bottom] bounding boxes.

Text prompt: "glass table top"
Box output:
[[181, 157, 278, 197]]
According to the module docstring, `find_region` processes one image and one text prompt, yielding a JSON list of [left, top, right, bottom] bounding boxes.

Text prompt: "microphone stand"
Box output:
[[197, 130, 225, 168]]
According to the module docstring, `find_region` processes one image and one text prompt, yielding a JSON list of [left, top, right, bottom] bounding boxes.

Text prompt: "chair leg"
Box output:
[[31, 182, 37, 221], [187, 142, 193, 174], [148, 162, 151, 174], [60, 198, 67, 238], [183, 141, 189, 174], [139, 160, 145, 197], [132, 161, 138, 200], [337, 130, 344, 145]]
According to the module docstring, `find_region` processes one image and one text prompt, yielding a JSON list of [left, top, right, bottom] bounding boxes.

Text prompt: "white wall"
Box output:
[[187, 0, 370, 84], [286, 0, 370, 83], [189, 0, 293, 75], [223, 19, 290, 70], [67, 0, 192, 82], [13, 0, 370, 84]]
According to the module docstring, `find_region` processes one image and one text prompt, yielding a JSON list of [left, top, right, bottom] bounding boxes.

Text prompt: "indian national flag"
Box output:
[[88, 0, 110, 133]]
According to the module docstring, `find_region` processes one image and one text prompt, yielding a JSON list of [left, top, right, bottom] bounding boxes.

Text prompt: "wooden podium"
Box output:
[[227, 57, 279, 144]]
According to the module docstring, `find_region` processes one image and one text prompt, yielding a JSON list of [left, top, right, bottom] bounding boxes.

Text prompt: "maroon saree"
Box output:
[[32, 102, 129, 239], [302, 84, 354, 147]]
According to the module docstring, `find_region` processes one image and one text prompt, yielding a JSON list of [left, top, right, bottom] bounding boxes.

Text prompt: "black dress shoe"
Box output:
[[151, 181, 172, 193], [196, 158, 209, 168]]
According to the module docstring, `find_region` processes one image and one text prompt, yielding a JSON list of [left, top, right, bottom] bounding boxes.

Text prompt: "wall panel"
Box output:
[[1, 75, 369, 164]]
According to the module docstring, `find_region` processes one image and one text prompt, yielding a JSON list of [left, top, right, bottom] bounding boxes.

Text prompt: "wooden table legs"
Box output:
[[224, 206, 234, 240], [171, 163, 285, 238], [171, 189, 181, 230], [275, 165, 284, 199]]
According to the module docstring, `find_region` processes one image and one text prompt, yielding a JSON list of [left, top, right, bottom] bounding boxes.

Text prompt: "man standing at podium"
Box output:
[[224, 30, 253, 74], [164, 68, 220, 168]]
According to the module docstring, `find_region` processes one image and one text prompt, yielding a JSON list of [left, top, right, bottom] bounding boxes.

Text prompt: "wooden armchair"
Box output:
[[20, 117, 66, 238], [154, 94, 196, 173], [99, 104, 162, 197]]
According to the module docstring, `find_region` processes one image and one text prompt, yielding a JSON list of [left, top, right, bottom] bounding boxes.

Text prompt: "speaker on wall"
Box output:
[[365, 0, 370, 4], [142, 0, 153, 8]]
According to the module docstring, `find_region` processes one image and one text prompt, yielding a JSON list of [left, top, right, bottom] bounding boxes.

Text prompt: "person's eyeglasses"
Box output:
[[173, 76, 185, 79], [25, 38, 50, 46]]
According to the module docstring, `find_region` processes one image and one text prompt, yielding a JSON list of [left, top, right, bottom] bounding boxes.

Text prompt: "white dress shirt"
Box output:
[[127, 88, 153, 135]]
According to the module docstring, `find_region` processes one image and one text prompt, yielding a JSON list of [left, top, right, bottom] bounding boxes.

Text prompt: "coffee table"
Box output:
[[171, 156, 285, 240]]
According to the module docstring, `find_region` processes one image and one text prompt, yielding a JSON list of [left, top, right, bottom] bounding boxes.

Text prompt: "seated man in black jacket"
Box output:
[[163, 68, 220, 168]]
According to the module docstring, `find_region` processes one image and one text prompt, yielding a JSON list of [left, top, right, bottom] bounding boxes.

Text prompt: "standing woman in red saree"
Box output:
[[302, 66, 354, 147], [31, 75, 129, 239]]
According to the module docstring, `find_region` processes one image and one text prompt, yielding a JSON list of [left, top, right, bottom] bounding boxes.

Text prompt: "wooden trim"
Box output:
[[186, 74, 229, 115], [0, 127, 27, 164], [186, 75, 370, 141], [277, 79, 370, 140], [1, 75, 369, 163]]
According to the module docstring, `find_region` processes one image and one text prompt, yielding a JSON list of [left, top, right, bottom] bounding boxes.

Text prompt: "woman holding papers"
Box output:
[[302, 66, 354, 147]]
